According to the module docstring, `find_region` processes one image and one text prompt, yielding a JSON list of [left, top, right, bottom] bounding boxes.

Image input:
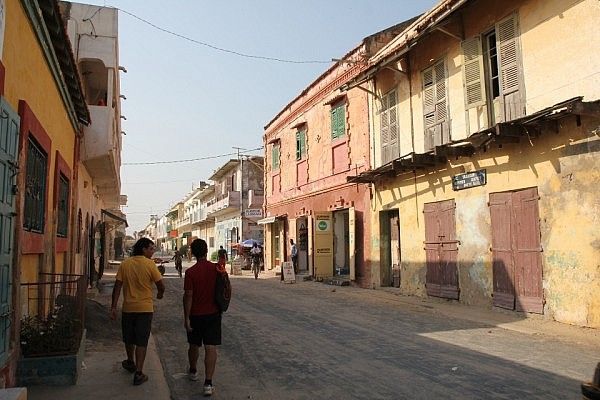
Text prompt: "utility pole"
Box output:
[[232, 147, 247, 245]]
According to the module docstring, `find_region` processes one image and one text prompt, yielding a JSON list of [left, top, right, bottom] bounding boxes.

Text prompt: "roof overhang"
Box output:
[[347, 97, 599, 183], [209, 159, 240, 181]]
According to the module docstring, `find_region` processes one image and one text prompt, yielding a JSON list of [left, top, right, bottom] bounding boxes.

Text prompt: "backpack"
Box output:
[[214, 269, 231, 313]]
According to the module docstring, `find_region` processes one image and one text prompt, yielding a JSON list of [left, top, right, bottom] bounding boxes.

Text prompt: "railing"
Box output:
[[206, 191, 240, 215], [176, 216, 191, 229], [20, 273, 86, 357]]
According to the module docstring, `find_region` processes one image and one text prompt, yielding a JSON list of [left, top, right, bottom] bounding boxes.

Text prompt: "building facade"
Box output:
[[347, 0, 600, 327], [261, 21, 414, 287], [0, 0, 93, 385]]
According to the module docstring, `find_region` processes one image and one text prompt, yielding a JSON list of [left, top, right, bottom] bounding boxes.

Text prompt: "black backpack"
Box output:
[[214, 270, 231, 313]]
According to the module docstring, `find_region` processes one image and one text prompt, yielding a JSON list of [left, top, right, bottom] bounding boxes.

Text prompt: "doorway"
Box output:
[[380, 210, 400, 287], [296, 216, 309, 273], [333, 209, 349, 276]]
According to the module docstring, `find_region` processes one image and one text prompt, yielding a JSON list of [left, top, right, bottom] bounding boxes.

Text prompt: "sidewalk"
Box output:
[[28, 275, 170, 400]]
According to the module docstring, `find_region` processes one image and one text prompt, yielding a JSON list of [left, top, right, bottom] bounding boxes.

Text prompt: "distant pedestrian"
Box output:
[[290, 238, 298, 274], [111, 238, 165, 386], [173, 247, 183, 278], [217, 245, 227, 267], [183, 239, 223, 396]]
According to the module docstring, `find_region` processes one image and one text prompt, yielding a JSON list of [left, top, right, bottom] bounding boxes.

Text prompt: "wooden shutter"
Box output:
[[380, 95, 390, 164], [331, 104, 345, 139], [496, 14, 525, 120], [422, 68, 435, 117], [489, 192, 516, 310], [434, 61, 448, 124], [388, 90, 399, 160], [462, 37, 486, 108], [423, 61, 449, 151], [423, 202, 441, 298], [300, 130, 306, 158], [272, 144, 279, 170]]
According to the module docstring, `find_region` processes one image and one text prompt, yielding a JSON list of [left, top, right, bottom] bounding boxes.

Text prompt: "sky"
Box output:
[[83, 0, 438, 234]]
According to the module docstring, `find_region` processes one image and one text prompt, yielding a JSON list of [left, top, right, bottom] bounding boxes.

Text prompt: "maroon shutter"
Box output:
[[424, 202, 441, 297], [438, 200, 459, 299], [512, 188, 543, 313], [489, 192, 516, 309]]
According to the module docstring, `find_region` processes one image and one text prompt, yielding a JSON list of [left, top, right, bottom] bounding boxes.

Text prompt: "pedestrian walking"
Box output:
[[290, 238, 298, 274], [110, 238, 165, 386], [173, 247, 183, 278], [217, 245, 227, 265], [183, 239, 224, 396]]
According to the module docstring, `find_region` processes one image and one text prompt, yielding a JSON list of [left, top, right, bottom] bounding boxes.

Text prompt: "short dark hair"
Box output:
[[132, 238, 154, 256], [191, 239, 208, 259]]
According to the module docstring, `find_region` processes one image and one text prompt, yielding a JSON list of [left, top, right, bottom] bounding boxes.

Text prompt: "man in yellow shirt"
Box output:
[[110, 238, 165, 385]]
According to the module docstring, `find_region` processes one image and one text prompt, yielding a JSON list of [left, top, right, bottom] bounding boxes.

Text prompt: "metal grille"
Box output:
[[24, 137, 47, 233], [57, 174, 69, 237]]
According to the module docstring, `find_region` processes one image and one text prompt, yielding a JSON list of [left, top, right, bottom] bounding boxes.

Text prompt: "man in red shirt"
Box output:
[[184, 239, 222, 397]]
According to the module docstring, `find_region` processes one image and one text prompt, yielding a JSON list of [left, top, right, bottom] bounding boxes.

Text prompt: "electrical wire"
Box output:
[[111, 6, 332, 65], [122, 146, 263, 166]]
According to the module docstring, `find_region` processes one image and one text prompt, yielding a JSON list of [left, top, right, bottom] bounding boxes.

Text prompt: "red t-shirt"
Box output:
[[184, 259, 219, 316]]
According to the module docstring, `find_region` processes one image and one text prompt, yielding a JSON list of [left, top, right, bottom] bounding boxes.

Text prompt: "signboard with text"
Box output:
[[313, 212, 333, 279], [282, 261, 295, 283], [452, 169, 487, 191], [244, 209, 263, 218]]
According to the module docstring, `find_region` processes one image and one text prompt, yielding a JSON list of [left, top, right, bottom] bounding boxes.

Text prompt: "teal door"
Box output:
[[0, 97, 20, 364]]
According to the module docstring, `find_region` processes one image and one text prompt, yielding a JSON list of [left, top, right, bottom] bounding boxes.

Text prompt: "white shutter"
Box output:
[[380, 94, 390, 164], [434, 61, 447, 123], [462, 36, 486, 108], [422, 68, 435, 116], [497, 14, 525, 120]]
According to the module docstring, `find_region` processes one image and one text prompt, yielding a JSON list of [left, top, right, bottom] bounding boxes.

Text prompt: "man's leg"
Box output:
[[126, 344, 135, 362], [135, 345, 147, 372], [188, 344, 200, 371], [204, 345, 218, 380]]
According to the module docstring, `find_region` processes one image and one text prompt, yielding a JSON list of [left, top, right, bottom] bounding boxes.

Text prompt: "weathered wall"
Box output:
[[373, 117, 600, 327]]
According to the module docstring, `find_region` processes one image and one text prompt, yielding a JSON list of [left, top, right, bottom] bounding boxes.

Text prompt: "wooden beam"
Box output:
[[570, 101, 600, 118], [495, 123, 523, 137], [435, 26, 463, 41], [435, 145, 475, 157]]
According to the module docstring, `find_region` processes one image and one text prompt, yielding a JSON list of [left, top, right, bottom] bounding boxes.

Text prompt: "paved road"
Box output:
[[153, 266, 597, 399]]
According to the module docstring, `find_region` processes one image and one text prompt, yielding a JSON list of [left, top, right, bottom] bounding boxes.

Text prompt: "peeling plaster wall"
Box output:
[[374, 117, 600, 327]]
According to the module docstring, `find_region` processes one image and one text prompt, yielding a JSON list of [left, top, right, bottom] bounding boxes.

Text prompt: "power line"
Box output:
[[112, 6, 332, 65], [122, 146, 263, 166]]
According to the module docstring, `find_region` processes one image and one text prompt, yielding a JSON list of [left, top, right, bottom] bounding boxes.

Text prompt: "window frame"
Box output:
[[56, 172, 69, 238], [295, 128, 307, 161], [330, 102, 346, 140], [271, 142, 280, 171], [23, 136, 48, 234]]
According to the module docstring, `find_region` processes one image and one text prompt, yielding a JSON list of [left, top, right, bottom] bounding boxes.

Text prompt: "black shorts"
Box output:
[[187, 313, 222, 346], [122, 312, 153, 347]]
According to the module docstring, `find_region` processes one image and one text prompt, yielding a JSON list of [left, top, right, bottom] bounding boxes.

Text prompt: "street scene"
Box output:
[[1, 0, 600, 399]]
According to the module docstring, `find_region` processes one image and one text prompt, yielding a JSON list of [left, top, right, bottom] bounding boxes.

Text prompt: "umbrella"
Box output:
[[241, 239, 262, 248]]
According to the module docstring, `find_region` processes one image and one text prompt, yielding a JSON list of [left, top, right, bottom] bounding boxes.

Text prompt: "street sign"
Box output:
[[452, 169, 486, 191], [244, 209, 263, 218]]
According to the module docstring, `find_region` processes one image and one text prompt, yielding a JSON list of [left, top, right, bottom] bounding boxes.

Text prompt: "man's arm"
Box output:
[[110, 279, 123, 320], [155, 279, 165, 299], [183, 289, 193, 332]]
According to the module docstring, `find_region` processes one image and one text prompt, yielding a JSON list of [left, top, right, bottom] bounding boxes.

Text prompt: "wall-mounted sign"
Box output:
[[244, 209, 263, 218], [452, 169, 487, 191]]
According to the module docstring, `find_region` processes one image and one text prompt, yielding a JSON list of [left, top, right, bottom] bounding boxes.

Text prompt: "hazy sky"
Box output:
[[83, 0, 437, 233]]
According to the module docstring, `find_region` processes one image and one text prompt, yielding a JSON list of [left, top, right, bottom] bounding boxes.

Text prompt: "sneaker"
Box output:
[[203, 384, 214, 396], [133, 371, 148, 386], [188, 368, 199, 381], [121, 359, 136, 373]]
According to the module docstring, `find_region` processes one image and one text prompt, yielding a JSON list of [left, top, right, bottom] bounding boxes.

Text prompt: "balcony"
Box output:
[[176, 216, 191, 230], [206, 191, 240, 218], [81, 105, 120, 199]]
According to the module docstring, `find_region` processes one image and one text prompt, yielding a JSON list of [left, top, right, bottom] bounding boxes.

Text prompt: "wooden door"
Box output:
[[489, 188, 543, 313], [424, 200, 459, 299], [0, 98, 20, 364], [390, 213, 400, 284]]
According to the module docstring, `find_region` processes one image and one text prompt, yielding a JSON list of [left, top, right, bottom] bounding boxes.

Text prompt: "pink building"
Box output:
[[260, 20, 415, 287]]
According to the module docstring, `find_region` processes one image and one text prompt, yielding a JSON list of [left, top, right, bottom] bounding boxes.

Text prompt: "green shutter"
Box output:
[[331, 104, 345, 139], [272, 144, 280, 170], [296, 130, 306, 160]]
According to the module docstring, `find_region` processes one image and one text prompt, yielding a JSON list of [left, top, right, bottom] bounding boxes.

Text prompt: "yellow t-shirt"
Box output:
[[116, 256, 162, 313]]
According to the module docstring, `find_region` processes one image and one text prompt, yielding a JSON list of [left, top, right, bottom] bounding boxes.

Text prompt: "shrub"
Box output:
[[210, 251, 218, 261]]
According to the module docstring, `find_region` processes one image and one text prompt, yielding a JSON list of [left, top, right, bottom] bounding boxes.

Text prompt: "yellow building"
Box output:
[[0, 0, 89, 385], [347, 0, 600, 327]]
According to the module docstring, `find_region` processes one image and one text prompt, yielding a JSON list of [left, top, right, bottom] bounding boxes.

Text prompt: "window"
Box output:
[[462, 14, 524, 127], [209, 237, 215, 248], [380, 89, 399, 165], [295, 129, 307, 160], [271, 143, 280, 171], [57, 174, 69, 237], [24, 137, 47, 233], [422, 60, 450, 151], [331, 103, 345, 139]]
